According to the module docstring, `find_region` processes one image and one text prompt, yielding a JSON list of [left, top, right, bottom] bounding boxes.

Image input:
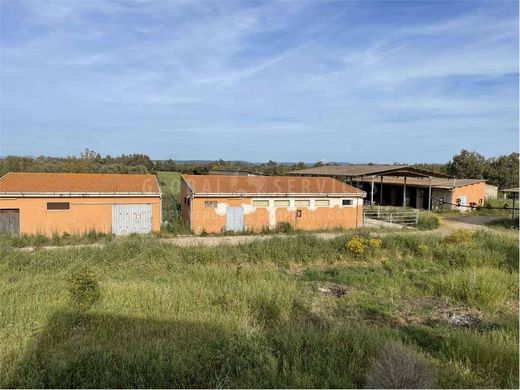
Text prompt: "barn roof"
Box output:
[[289, 165, 452, 178], [182, 175, 365, 197], [354, 176, 485, 189], [0, 172, 160, 196]]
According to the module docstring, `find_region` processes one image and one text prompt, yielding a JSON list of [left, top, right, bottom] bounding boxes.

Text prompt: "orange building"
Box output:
[[181, 175, 366, 233], [0, 172, 161, 236]]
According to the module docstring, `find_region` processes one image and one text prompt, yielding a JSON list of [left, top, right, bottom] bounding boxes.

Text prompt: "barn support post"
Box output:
[[428, 177, 432, 211], [403, 177, 407, 207], [379, 176, 383, 206], [370, 176, 375, 205]]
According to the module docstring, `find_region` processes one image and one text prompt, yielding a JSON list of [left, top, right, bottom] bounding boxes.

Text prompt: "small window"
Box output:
[[315, 199, 330, 207], [342, 199, 353, 206], [47, 202, 70, 210], [295, 199, 310, 207], [252, 200, 269, 207], [274, 199, 290, 207], [204, 201, 217, 208]]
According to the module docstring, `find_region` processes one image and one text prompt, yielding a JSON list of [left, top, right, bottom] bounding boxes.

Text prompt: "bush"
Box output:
[[346, 236, 366, 256], [417, 213, 440, 230], [445, 229, 474, 244], [345, 236, 382, 257], [66, 266, 100, 310], [365, 341, 436, 388]]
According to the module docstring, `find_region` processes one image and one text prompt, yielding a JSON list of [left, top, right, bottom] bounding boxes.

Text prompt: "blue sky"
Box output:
[[1, 0, 518, 163]]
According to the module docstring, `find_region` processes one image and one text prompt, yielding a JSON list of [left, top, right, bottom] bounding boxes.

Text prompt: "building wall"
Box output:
[[0, 196, 161, 236], [451, 182, 487, 211], [184, 196, 363, 234], [485, 184, 498, 200], [431, 188, 453, 210]]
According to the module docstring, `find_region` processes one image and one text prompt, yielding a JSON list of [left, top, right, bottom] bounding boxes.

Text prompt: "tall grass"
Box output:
[[435, 266, 517, 309], [0, 229, 517, 388]]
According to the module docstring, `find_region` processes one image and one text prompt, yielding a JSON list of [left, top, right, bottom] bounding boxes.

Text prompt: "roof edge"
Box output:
[[0, 192, 161, 197], [190, 192, 366, 197]]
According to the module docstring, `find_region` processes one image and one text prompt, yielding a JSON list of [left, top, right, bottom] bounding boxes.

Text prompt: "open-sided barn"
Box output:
[[0, 172, 161, 236], [289, 165, 490, 211], [181, 175, 366, 233]]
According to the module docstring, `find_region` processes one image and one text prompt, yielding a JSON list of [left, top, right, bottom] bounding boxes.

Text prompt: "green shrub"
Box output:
[[345, 236, 382, 257], [66, 266, 100, 310], [435, 266, 516, 309], [417, 244, 429, 255], [346, 236, 365, 256], [417, 213, 440, 230], [365, 341, 436, 388], [445, 229, 474, 244]]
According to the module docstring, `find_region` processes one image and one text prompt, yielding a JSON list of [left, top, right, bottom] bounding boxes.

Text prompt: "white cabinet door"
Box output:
[[112, 204, 152, 235]]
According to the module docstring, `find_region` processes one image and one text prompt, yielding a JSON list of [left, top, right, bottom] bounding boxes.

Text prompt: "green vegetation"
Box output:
[[66, 266, 100, 310], [4, 230, 112, 248], [0, 229, 517, 388], [487, 217, 519, 230], [157, 171, 181, 197], [156, 171, 192, 235], [417, 213, 440, 230], [1, 148, 518, 190]]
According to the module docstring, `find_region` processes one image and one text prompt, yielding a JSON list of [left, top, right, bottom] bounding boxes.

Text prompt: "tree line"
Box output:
[[1, 148, 518, 189]]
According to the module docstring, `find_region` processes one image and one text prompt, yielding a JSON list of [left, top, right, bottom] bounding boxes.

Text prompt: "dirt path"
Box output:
[[437, 215, 503, 233], [16, 232, 348, 252], [160, 231, 347, 247], [15, 216, 507, 252]]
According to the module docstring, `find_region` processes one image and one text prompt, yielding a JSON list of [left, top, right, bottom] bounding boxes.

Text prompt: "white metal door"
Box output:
[[112, 204, 152, 235], [226, 207, 244, 232]]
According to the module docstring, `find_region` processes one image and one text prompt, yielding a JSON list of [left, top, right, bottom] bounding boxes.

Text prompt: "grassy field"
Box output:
[[157, 171, 181, 198], [0, 229, 517, 388]]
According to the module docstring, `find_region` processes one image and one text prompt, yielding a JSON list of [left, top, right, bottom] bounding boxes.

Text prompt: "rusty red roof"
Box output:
[[0, 172, 160, 195], [182, 175, 365, 196]]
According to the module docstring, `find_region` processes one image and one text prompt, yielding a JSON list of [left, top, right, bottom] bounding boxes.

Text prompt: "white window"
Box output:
[[295, 199, 310, 207], [315, 199, 330, 207], [274, 199, 290, 207], [252, 200, 269, 207], [342, 199, 353, 206]]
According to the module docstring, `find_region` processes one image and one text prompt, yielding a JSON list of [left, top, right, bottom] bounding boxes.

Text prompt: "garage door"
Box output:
[[112, 204, 152, 236], [0, 209, 20, 236]]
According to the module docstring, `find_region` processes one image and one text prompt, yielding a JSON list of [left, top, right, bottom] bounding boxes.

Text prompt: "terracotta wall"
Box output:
[[185, 196, 363, 234], [451, 182, 487, 211], [0, 196, 161, 236]]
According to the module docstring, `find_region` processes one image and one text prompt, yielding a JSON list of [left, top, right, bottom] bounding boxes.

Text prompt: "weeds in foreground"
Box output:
[[0, 229, 517, 388], [66, 266, 100, 310], [435, 266, 517, 310]]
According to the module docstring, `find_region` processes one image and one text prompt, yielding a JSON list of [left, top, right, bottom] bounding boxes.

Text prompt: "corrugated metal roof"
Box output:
[[289, 165, 451, 178], [0, 172, 160, 194], [182, 175, 365, 196], [354, 176, 485, 189]]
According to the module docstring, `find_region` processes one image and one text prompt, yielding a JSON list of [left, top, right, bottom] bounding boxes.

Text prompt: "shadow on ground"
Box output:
[[3, 308, 377, 389]]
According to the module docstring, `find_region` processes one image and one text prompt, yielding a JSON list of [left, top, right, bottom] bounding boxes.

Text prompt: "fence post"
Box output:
[[415, 210, 419, 225]]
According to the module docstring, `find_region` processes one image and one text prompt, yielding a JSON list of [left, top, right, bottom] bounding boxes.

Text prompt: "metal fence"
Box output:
[[363, 206, 419, 227]]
